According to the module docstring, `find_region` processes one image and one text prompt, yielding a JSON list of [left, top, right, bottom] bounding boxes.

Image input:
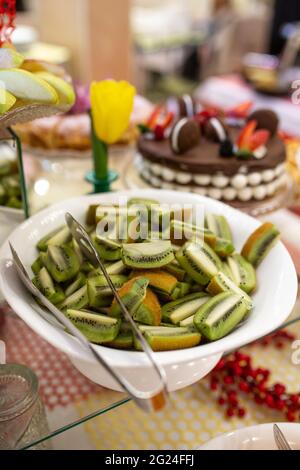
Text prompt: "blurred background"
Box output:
[[13, 0, 300, 100]]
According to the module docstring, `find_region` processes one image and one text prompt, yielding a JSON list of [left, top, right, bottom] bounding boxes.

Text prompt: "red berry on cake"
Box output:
[[170, 118, 201, 154], [247, 109, 279, 136]]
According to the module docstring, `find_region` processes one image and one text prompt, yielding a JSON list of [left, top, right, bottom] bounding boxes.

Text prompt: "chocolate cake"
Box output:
[[137, 103, 287, 203]]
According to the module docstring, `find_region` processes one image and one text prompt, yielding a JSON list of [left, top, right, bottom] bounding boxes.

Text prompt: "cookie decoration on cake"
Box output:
[[204, 117, 228, 143], [178, 94, 197, 118], [247, 109, 279, 137], [170, 118, 201, 154]]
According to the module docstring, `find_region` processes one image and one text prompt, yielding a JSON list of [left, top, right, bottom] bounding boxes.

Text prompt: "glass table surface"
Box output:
[[1, 148, 300, 450]]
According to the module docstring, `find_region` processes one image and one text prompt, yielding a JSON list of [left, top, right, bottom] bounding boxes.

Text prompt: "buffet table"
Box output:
[[1, 148, 300, 450]]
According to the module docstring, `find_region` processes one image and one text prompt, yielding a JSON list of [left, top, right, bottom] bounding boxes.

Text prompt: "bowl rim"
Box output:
[[0, 189, 298, 368]]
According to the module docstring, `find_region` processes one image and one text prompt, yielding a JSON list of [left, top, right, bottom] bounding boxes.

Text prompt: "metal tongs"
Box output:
[[9, 213, 169, 413]]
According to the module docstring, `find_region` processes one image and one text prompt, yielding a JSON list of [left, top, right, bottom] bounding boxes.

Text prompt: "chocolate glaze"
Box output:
[[138, 128, 286, 176]]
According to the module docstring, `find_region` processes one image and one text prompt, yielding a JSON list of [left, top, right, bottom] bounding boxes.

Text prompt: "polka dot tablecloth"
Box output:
[[1, 209, 300, 450], [74, 316, 300, 450]]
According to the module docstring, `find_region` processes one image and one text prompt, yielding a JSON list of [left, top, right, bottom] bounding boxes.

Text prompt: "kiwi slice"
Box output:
[[2, 175, 21, 198], [33, 267, 65, 305], [106, 330, 133, 350], [144, 329, 201, 352], [165, 260, 187, 282], [205, 213, 233, 243], [59, 285, 89, 311], [0, 183, 5, 205], [46, 245, 80, 283], [31, 255, 44, 275], [106, 260, 127, 276], [213, 238, 235, 258], [130, 270, 178, 295], [194, 292, 250, 341], [6, 197, 22, 209], [37, 226, 66, 252], [92, 235, 122, 262], [66, 309, 121, 344], [65, 272, 87, 297], [110, 277, 149, 318], [81, 261, 95, 273], [0, 158, 14, 177], [162, 292, 211, 325], [122, 241, 174, 269], [86, 204, 99, 226], [207, 272, 253, 308], [133, 288, 161, 326], [87, 275, 127, 309], [176, 241, 222, 285], [128, 198, 159, 210], [170, 220, 217, 247], [226, 254, 257, 294], [241, 222, 280, 268]]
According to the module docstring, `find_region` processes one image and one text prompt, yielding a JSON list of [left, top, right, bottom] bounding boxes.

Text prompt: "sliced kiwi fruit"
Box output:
[[213, 237, 235, 258], [58, 285, 89, 311], [31, 255, 44, 275], [130, 270, 178, 295], [46, 245, 80, 283], [106, 330, 133, 350], [106, 260, 127, 276], [65, 272, 87, 297], [143, 329, 201, 352], [165, 260, 187, 282], [133, 288, 161, 326], [33, 267, 65, 305], [37, 226, 71, 252], [86, 204, 99, 226], [221, 261, 234, 280], [176, 241, 222, 285], [226, 254, 257, 294], [162, 292, 211, 325], [128, 197, 159, 210], [0, 183, 5, 205], [207, 271, 253, 308], [2, 175, 21, 198], [92, 235, 122, 262], [110, 277, 149, 318], [0, 159, 14, 177], [167, 282, 191, 301], [194, 292, 250, 341], [6, 197, 22, 209], [205, 213, 233, 243], [87, 275, 127, 309], [241, 222, 280, 268], [122, 241, 174, 269], [170, 220, 217, 247], [180, 314, 197, 327], [81, 261, 95, 274], [66, 309, 121, 344]]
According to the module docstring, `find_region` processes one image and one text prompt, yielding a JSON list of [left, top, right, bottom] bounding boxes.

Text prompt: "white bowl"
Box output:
[[0, 190, 297, 392], [199, 423, 300, 450]]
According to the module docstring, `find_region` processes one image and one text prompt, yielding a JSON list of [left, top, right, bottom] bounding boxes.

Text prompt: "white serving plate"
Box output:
[[0, 190, 297, 392], [199, 423, 300, 450]]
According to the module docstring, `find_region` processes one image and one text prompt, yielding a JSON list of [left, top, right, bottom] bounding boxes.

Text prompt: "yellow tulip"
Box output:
[[90, 80, 136, 145]]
